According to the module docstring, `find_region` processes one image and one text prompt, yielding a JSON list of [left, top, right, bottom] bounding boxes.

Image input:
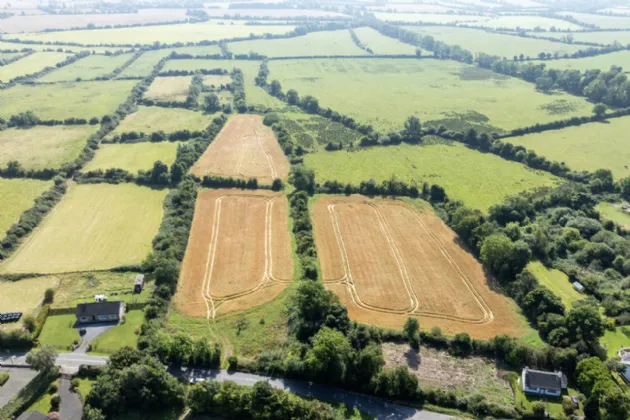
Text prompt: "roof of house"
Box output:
[[16, 411, 50, 420], [524, 368, 563, 391], [76, 301, 123, 317]]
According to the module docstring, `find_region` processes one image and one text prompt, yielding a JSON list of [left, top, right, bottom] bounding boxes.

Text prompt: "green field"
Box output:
[[281, 111, 363, 151], [0, 52, 25, 61], [228, 30, 368, 57], [38, 53, 132, 82], [469, 15, 584, 30], [506, 117, 630, 179], [0, 125, 97, 170], [353, 27, 417, 55], [0, 177, 50, 236], [83, 141, 181, 173], [0, 80, 136, 120], [596, 202, 630, 227], [560, 12, 630, 29], [169, 44, 222, 57], [117, 49, 171, 78], [529, 31, 630, 46], [38, 314, 80, 350], [1, 183, 167, 274], [145, 76, 191, 102], [526, 262, 583, 309], [90, 310, 144, 354], [374, 12, 487, 24], [110, 106, 213, 136], [304, 139, 560, 211], [0, 52, 70, 82], [26, 380, 59, 415], [0, 276, 59, 315], [12, 20, 296, 45], [601, 327, 630, 358], [203, 74, 232, 87], [403, 26, 586, 59], [267, 58, 593, 133], [533, 50, 630, 71]]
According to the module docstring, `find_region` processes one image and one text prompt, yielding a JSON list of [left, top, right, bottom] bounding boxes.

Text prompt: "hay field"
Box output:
[[267, 58, 593, 133], [506, 118, 630, 179], [0, 276, 59, 315], [190, 114, 290, 184], [116, 50, 171, 78], [12, 21, 296, 46], [559, 12, 630, 29], [0, 125, 97, 170], [525, 262, 582, 309], [83, 141, 181, 173], [0, 177, 50, 236], [175, 189, 293, 318], [353, 27, 417, 55], [0, 80, 136, 120], [38, 53, 133, 82], [145, 76, 191, 102], [312, 195, 529, 338], [304, 140, 559, 211], [403, 26, 586, 58], [0, 52, 69, 82], [1, 183, 167, 274], [373, 12, 486, 24], [110, 106, 212, 135], [534, 50, 630, 71], [228, 30, 369, 57]]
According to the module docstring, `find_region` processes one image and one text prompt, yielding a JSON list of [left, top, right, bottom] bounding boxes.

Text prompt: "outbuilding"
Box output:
[[133, 274, 145, 293], [76, 301, 125, 324], [572, 281, 585, 293], [522, 367, 567, 397]]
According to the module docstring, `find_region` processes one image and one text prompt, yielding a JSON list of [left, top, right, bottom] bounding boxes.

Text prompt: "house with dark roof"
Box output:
[[522, 367, 567, 397], [76, 301, 125, 324]]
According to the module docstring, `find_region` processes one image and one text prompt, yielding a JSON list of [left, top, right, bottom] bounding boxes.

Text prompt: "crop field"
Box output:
[[526, 262, 582, 309], [175, 189, 293, 318], [0, 52, 70, 82], [506, 118, 630, 179], [305, 140, 559, 211], [280, 111, 363, 152], [1, 183, 167, 274], [190, 114, 290, 184], [117, 50, 172, 78], [559, 12, 630, 29], [535, 51, 630, 71], [0, 276, 59, 315], [38, 53, 133, 82], [227, 30, 369, 57], [267, 58, 593, 133], [353, 27, 417, 55], [373, 12, 487, 24], [403, 26, 586, 59], [0, 177, 50, 236], [0, 125, 97, 170], [596, 202, 630, 228], [468, 15, 584, 30], [12, 21, 296, 45], [145, 76, 192, 102], [83, 141, 181, 174], [0, 80, 136, 120], [110, 106, 213, 136], [312, 195, 529, 337]]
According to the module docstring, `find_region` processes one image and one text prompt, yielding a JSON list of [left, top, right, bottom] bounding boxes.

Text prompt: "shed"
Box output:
[[76, 301, 125, 324], [133, 274, 145, 293], [572, 281, 585, 293]]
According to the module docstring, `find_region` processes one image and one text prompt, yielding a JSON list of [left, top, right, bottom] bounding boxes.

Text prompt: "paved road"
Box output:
[[59, 377, 82, 420], [1, 352, 107, 369], [0, 367, 38, 407]]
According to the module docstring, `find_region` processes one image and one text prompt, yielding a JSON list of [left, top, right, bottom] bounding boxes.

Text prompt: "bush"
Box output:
[[44, 288, 55, 304], [71, 378, 80, 392], [22, 315, 36, 333], [0, 373, 9, 387], [49, 383, 58, 394], [227, 356, 238, 371], [50, 394, 61, 411]]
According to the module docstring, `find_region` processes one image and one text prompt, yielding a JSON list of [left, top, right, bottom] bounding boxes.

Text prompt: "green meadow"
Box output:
[[0, 177, 50, 236], [168, 44, 222, 57], [526, 262, 583, 309], [111, 106, 214, 135], [374, 12, 486, 24], [38, 53, 133, 82], [304, 139, 560, 211], [117, 50, 172, 78], [353, 27, 417, 55], [468, 15, 584, 30], [529, 31, 630, 46], [534, 50, 630, 71], [0, 52, 70, 82], [83, 141, 181, 173], [559, 12, 630, 29], [596, 202, 630, 227]]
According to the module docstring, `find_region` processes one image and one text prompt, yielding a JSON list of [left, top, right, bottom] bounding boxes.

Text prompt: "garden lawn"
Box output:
[[601, 327, 630, 358], [26, 380, 59, 415], [38, 314, 80, 351], [0, 125, 97, 170], [83, 141, 181, 173], [0, 52, 69, 82], [1, 183, 167, 274], [145, 76, 191, 102], [304, 140, 560, 211], [596, 202, 630, 227], [76, 378, 95, 400], [353, 27, 417, 55], [110, 106, 213, 135], [0, 276, 59, 316], [38, 53, 133, 82], [90, 310, 143, 354], [267, 58, 593, 133], [117, 49, 172, 78], [0, 177, 50, 236], [0, 80, 136, 120], [506, 117, 630, 180], [534, 50, 630, 72], [525, 262, 583, 308]]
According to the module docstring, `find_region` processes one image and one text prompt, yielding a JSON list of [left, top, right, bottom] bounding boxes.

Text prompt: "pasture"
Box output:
[[267, 58, 593, 133], [190, 114, 290, 184], [468, 15, 584, 30], [0, 177, 50, 236], [0, 52, 69, 82], [525, 262, 582, 309], [83, 141, 181, 173], [280, 111, 363, 152], [175, 189, 293, 319], [0, 276, 59, 315], [353, 27, 417, 55], [506, 118, 630, 179], [110, 106, 212, 135], [227, 30, 369, 57], [203, 74, 232, 87], [38, 53, 133, 82], [204, 8, 348, 18], [12, 20, 296, 46], [116, 50, 172, 78], [403, 26, 586, 59], [535, 50, 630, 71], [596, 202, 630, 228], [0, 80, 136, 120], [559, 12, 630, 29], [373, 12, 486, 24], [312, 195, 530, 338], [145, 76, 191, 102], [168, 45, 222, 57], [304, 140, 559, 212], [0, 125, 97, 170], [161, 58, 237, 72], [1, 183, 167, 274], [530, 31, 630, 46]]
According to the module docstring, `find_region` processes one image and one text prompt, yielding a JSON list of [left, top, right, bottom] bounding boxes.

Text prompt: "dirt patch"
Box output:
[[190, 114, 290, 184], [175, 189, 293, 319]]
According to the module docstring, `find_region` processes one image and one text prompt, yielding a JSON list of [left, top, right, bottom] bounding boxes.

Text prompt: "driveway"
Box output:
[[59, 376, 82, 420], [0, 367, 38, 407], [74, 322, 118, 353]]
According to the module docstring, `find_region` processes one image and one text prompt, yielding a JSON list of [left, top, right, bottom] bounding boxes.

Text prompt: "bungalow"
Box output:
[[76, 301, 125, 324], [522, 367, 567, 397]]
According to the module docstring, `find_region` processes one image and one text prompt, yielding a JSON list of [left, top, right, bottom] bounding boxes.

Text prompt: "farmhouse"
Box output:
[[522, 367, 567, 397], [76, 301, 125, 324]]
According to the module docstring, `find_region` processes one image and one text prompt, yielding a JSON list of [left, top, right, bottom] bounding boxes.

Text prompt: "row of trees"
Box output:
[[231, 68, 247, 113]]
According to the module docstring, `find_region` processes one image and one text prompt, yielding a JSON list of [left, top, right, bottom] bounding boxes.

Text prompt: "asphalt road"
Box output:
[[0, 367, 38, 407]]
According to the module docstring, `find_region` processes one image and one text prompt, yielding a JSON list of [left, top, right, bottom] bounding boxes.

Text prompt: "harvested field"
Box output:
[[145, 76, 191, 103], [175, 189, 293, 318], [190, 114, 289, 184], [312, 195, 529, 338]]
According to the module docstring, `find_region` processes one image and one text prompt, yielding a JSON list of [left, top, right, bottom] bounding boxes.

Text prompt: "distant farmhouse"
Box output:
[[522, 367, 567, 397], [76, 301, 125, 324]]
